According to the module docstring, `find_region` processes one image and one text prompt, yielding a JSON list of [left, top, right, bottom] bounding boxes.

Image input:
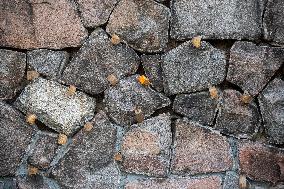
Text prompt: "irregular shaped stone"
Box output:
[[105, 75, 171, 126], [162, 41, 226, 95], [0, 0, 87, 49], [141, 55, 164, 92], [173, 92, 219, 126], [223, 171, 239, 189], [239, 141, 284, 184], [227, 41, 284, 96], [264, 0, 284, 46], [76, 0, 118, 28], [0, 101, 34, 176], [14, 78, 95, 135], [215, 90, 260, 138], [27, 49, 69, 79], [52, 111, 119, 189], [121, 114, 172, 176], [170, 0, 264, 40], [62, 28, 140, 95], [125, 176, 223, 189], [171, 118, 233, 175], [258, 78, 284, 144], [17, 175, 55, 189], [0, 49, 26, 99], [106, 0, 170, 52], [28, 132, 59, 169]]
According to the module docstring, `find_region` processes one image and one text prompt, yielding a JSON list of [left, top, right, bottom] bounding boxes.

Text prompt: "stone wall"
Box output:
[[0, 0, 284, 188]]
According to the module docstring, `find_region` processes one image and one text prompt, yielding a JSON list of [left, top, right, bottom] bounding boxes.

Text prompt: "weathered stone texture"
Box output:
[[15, 78, 96, 135], [121, 114, 172, 176], [171, 0, 264, 40], [162, 41, 226, 95], [105, 75, 171, 126], [171, 118, 233, 175], [107, 0, 170, 52], [62, 28, 140, 95], [0, 49, 26, 99], [227, 41, 284, 96]]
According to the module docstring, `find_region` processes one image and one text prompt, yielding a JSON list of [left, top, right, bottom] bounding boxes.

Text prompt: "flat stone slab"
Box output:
[[170, 0, 264, 40], [121, 114, 172, 176], [171, 118, 233, 175], [258, 78, 284, 144], [173, 92, 219, 126], [0, 0, 87, 49], [125, 176, 223, 189], [28, 132, 59, 169], [0, 101, 34, 176], [14, 78, 96, 135], [52, 111, 119, 189], [76, 0, 118, 28], [105, 75, 171, 126], [62, 28, 140, 95], [17, 175, 55, 189], [27, 49, 69, 79], [215, 90, 261, 138], [141, 55, 164, 92], [162, 41, 226, 95], [106, 0, 170, 53], [239, 141, 284, 184], [0, 49, 26, 99], [227, 41, 284, 96], [264, 0, 284, 46]]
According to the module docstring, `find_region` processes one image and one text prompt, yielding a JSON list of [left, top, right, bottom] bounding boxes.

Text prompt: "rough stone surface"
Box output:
[[62, 28, 140, 95], [105, 75, 171, 126], [106, 0, 170, 53], [76, 0, 118, 28], [0, 0, 87, 49], [14, 78, 96, 136], [258, 78, 284, 144], [171, 118, 233, 175], [0, 49, 26, 99], [162, 41, 226, 95], [170, 0, 264, 40], [27, 49, 69, 79], [223, 171, 239, 189], [227, 41, 284, 96], [17, 175, 54, 189], [28, 132, 59, 169], [215, 90, 261, 138], [125, 176, 223, 189], [239, 141, 284, 184], [52, 111, 119, 189], [264, 0, 284, 46], [121, 114, 172, 176], [0, 101, 34, 176], [141, 55, 164, 92], [173, 92, 219, 126], [0, 178, 16, 189]]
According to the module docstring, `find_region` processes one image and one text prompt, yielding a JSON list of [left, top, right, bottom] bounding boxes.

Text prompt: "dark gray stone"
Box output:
[[17, 175, 54, 189], [264, 0, 284, 46], [121, 114, 172, 177], [227, 41, 284, 96], [0, 178, 17, 189], [215, 90, 261, 138], [170, 0, 264, 40], [52, 111, 119, 189], [27, 49, 69, 79], [106, 0, 170, 53], [0, 101, 34, 176], [141, 55, 164, 92], [258, 78, 284, 144], [0, 49, 26, 99], [62, 28, 140, 95], [162, 41, 226, 95], [14, 78, 96, 136], [104, 75, 171, 126], [76, 0, 118, 28], [28, 132, 59, 169], [173, 92, 219, 126], [223, 171, 239, 189]]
